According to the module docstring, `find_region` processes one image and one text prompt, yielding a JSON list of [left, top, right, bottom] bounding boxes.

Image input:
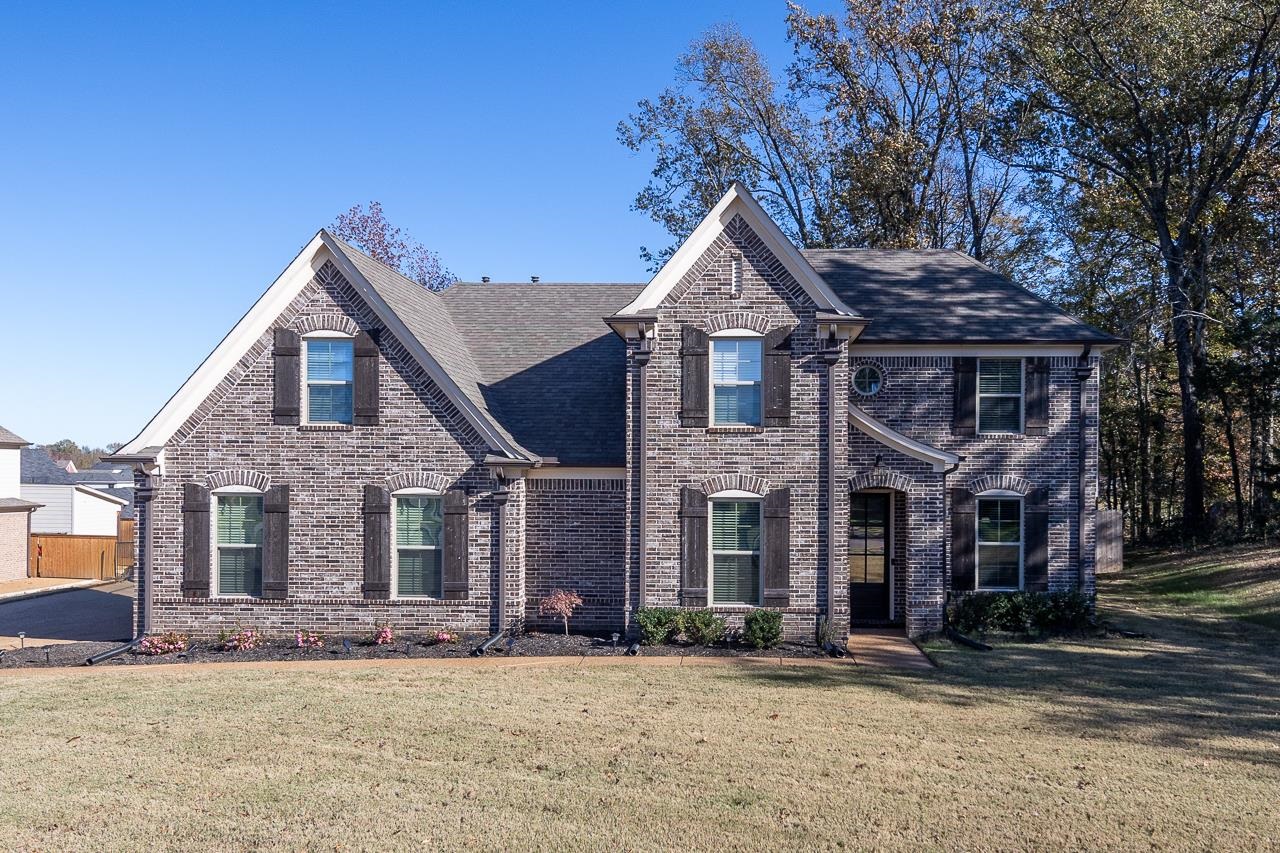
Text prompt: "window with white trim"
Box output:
[[976, 496, 1022, 589], [394, 492, 443, 598], [711, 338, 762, 426], [215, 493, 263, 597], [304, 335, 354, 424], [710, 498, 762, 605], [977, 358, 1023, 434]]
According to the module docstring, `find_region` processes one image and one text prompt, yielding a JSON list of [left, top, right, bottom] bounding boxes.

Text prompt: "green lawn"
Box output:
[[1106, 543, 1280, 631], [1, 548, 1277, 850]]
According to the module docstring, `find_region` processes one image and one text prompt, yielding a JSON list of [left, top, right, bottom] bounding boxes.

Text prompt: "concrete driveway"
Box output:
[[0, 582, 133, 648]]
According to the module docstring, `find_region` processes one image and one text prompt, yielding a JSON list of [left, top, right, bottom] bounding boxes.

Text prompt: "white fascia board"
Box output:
[[848, 403, 961, 474], [118, 234, 331, 455], [318, 233, 530, 461], [527, 466, 626, 480], [73, 484, 129, 505], [616, 183, 859, 317], [849, 344, 1110, 357]]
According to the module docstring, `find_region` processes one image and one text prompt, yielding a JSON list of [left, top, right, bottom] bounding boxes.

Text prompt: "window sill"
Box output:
[[706, 426, 764, 435], [975, 431, 1024, 438], [299, 423, 354, 432]]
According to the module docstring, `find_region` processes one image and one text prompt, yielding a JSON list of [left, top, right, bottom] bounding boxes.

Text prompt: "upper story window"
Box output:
[[394, 492, 443, 598], [304, 336, 354, 424], [853, 364, 884, 396], [710, 498, 761, 605], [711, 338, 762, 426], [976, 496, 1022, 590], [978, 358, 1023, 434], [215, 492, 263, 597]]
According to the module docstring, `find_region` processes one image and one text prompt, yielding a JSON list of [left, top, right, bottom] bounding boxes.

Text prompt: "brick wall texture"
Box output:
[[144, 221, 1100, 642], [0, 512, 28, 583]]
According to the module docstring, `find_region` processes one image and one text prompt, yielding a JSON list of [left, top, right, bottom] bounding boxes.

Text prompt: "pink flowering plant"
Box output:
[[371, 623, 394, 645], [295, 629, 324, 649], [218, 626, 263, 652], [539, 589, 584, 636], [138, 632, 188, 656], [431, 629, 459, 645]]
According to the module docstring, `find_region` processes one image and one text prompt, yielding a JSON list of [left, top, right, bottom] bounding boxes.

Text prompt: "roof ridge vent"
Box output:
[[481, 276, 490, 283], [531, 275, 540, 283]]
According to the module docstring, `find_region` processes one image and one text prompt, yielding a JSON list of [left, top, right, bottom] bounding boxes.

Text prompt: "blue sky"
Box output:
[[0, 1, 834, 447]]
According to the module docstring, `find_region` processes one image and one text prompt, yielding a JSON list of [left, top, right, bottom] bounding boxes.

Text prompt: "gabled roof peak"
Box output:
[[614, 183, 861, 318]]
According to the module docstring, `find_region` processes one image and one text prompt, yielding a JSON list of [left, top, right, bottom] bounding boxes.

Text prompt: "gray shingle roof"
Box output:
[[802, 249, 1120, 344], [317, 241, 1117, 467], [440, 283, 644, 466], [20, 447, 76, 484], [0, 425, 29, 447]]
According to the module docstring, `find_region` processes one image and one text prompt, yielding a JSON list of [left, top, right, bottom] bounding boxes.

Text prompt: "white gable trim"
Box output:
[[848, 403, 961, 474], [119, 233, 528, 461], [615, 183, 859, 317]]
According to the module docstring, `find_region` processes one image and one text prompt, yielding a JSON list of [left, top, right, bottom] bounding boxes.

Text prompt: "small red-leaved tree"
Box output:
[[330, 201, 455, 292], [539, 589, 584, 636]]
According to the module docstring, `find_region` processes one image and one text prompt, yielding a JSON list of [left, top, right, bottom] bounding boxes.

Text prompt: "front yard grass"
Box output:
[[1, 549, 1277, 850]]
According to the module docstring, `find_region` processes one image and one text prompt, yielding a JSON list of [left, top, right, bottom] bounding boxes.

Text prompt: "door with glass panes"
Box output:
[[849, 492, 891, 623]]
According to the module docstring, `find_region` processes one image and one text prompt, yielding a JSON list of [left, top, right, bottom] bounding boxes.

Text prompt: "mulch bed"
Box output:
[[1, 632, 824, 669]]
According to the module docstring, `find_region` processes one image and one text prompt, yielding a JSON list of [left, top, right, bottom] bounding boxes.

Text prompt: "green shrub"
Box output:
[[742, 610, 783, 649], [948, 591, 1094, 637], [634, 607, 682, 646], [679, 609, 727, 645]]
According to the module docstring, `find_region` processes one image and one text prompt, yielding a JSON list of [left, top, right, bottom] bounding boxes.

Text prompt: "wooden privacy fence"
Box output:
[[116, 518, 136, 571], [1097, 510, 1124, 572], [28, 534, 120, 580]]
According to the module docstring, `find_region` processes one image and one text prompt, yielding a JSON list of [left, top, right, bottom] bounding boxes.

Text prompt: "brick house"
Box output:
[[112, 184, 1118, 641]]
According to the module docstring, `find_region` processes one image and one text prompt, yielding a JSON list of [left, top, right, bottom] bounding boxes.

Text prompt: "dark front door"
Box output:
[[849, 492, 891, 624]]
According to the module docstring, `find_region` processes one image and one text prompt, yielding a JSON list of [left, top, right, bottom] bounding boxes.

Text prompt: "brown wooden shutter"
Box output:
[[261, 485, 289, 600], [181, 483, 211, 598], [762, 326, 793, 427], [353, 330, 380, 426], [273, 328, 301, 425], [441, 488, 470, 600], [362, 485, 391, 599], [950, 487, 976, 591], [680, 486, 708, 605], [1023, 487, 1050, 592], [1025, 357, 1049, 435], [952, 357, 976, 436], [680, 325, 709, 427], [763, 487, 791, 607]]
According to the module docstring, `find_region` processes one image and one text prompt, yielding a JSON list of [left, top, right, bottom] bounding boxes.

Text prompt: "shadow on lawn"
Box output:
[[729, 611, 1280, 767]]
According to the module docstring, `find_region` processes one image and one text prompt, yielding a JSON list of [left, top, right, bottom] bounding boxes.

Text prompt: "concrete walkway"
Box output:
[[847, 629, 935, 669]]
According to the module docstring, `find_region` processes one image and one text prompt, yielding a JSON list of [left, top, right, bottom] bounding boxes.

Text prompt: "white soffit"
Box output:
[[616, 183, 859, 317], [848, 403, 960, 473]]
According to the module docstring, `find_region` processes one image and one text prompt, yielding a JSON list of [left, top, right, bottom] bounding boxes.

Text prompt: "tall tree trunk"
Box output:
[[1223, 398, 1246, 536], [1166, 256, 1210, 538]]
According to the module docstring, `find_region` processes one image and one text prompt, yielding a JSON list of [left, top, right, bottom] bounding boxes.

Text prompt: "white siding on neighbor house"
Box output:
[[21, 485, 122, 535], [22, 485, 73, 533], [0, 446, 19, 498], [71, 487, 122, 536]]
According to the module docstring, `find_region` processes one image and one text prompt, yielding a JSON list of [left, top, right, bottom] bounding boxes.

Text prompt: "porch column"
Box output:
[[905, 476, 947, 638]]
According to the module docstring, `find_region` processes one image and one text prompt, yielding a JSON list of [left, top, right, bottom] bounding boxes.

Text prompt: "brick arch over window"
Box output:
[[205, 470, 272, 491], [967, 474, 1034, 496], [291, 313, 361, 336], [705, 311, 772, 335], [386, 471, 452, 494], [700, 473, 770, 496], [848, 470, 914, 494]]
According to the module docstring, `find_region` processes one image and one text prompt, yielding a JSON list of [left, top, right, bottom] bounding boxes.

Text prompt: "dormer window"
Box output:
[[711, 337, 762, 426], [304, 335, 354, 424]]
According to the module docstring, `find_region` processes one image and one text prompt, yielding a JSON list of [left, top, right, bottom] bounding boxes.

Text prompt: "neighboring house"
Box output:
[[0, 426, 41, 583], [71, 461, 135, 521], [20, 447, 125, 536], [112, 183, 1119, 641]]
